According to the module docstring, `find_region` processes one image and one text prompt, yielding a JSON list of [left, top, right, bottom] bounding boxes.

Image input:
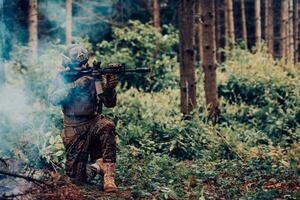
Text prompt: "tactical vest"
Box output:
[[62, 79, 98, 116]]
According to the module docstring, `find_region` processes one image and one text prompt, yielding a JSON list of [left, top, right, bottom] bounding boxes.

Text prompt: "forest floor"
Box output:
[[79, 184, 132, 200], [0, 175, 132, 200], [1, 165, 299, 200]]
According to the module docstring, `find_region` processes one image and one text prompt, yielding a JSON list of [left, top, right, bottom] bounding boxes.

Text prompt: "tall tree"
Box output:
[[178, 0, 196, 117], [195, 0, 203, 61], [0, 0, 5, 85], [241, 0, 248, 49], [287, 0, 294, 63], [66, 0, 72, 45], [215, 0, 221, 61], [295, 0, 300, 63], [225, 0, 234, 47], [265, 0, 273, 55], [152, 0, 160, 31], [255, 0, 261, 47], [28, 0, 38, 62], [201, 0, 219, 122], [280, 0, 289, 60]]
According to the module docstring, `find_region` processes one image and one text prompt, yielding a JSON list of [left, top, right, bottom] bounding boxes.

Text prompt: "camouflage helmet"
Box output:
[[62, 45, 89, 69]]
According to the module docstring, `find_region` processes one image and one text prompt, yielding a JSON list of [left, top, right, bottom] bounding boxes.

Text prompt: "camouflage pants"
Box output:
[[61, 115, 116, 183]]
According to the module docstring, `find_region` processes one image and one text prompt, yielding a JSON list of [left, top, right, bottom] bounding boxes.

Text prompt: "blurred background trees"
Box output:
[[2, 0, 300, 117]]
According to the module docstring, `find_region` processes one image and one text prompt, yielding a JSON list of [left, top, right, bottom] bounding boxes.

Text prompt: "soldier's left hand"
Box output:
[[106, 64, 122, 89]]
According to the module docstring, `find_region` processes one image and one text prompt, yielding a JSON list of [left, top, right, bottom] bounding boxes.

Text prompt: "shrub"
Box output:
[[96, 20, 179, 91]]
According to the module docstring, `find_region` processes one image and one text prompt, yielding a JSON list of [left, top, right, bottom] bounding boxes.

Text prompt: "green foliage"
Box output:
[[96, 20, 179, 91], [218, 46, 300, 145], [1, 24, 299, 198], [112, 88, 221, 161]]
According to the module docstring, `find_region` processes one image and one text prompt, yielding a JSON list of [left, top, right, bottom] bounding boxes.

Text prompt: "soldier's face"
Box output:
[[73, 62, 88, 71]]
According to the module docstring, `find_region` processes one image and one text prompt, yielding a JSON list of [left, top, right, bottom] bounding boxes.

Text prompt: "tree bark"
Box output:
[[195, 0, 203, 61], [28, 0, 38, 62], [255, 0, 261, 47], [265, 0, 273, 55], [241, 0, 248, 49], [215, 0, 221, 61], [225, 0, 234, 47], [201, 0, 219, 122], [280, 0, 289, 60], [66, 0, 72, 46], [152, 0, 161, 31], [179, 0, 196, 117]]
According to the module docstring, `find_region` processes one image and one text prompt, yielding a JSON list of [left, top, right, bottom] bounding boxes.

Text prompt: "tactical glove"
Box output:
[[106, 64, 121, 89], [72, 76, 93, 88]]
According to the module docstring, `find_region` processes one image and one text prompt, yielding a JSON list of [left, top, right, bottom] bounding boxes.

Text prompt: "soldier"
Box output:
[[50, 45, 119, 192]]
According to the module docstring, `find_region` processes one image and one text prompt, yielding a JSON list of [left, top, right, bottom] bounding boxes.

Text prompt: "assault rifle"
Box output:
[[60, 61, 150, 83]]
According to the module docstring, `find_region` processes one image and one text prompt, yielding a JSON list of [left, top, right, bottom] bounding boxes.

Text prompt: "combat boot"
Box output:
[[86, 158, 105, 180], [103, 163, 117, 192]]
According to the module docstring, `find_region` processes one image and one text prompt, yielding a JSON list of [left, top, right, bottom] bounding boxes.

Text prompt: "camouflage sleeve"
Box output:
[[101, 88, 117, 108], [49, 75, 74, 106]]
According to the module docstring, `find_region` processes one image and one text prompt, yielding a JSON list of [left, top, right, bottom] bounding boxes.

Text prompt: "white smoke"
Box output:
[[0, 85, 30, 124]]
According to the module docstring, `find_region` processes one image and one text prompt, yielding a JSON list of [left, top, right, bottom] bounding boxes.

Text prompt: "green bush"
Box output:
[[96, 20, 179, 91], [218, 46, 300, 145]]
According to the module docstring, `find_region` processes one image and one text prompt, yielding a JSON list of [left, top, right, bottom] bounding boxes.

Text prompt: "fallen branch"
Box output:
[[0, 170, 50, 187]]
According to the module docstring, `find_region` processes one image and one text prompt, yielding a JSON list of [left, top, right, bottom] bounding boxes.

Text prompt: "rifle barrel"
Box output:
[[101, 67, 150, 74], [123, 68, 151, 73]]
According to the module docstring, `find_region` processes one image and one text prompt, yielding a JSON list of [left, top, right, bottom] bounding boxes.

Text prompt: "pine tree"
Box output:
[[201, 0, 219, 122], [215, 0, 221, 61], [195, 0, 203, 61], [179, 0, 196, 117], [226, 0, 234, 47], [255, 0, 261, 47], [152, 0, 160, 31], [280, 0, 289, 60], [241, 0, 248, 49], [295, 0, 300, 63], [287, 0, 294, 63], [265, 0, 273, 55], [28, 0, 38, 62], [66, 0, 72, 45], [0, 0, 5, 84]]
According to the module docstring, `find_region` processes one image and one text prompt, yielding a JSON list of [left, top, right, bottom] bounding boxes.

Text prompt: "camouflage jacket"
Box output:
[[50, 73, 116, 125]]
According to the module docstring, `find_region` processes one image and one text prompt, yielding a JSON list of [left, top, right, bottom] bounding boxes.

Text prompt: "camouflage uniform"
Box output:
[[50, 65, 117, 183]]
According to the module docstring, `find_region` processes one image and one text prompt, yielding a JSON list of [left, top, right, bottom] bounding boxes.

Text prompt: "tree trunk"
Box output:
[[0, 0, 5, 85], [179, 0, 196, 117], [241, 0, 248, 49], [215, 0, 221, 61], [28, 0, 38, 62], [255, 0, 261, 47], [195, 0, 203, 61], [295, 0, 300, 63], [152, 0, 160, 31], [280, 0, 289, 60], [265, 0, 273, 55], [287, 0, 294, 63], [201, 0, 219, 122], [225, 0, 234, 47], [66, 0, 72, 46]]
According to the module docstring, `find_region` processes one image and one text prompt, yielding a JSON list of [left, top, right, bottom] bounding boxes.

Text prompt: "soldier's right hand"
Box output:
[[73, 76, 93, 88]]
